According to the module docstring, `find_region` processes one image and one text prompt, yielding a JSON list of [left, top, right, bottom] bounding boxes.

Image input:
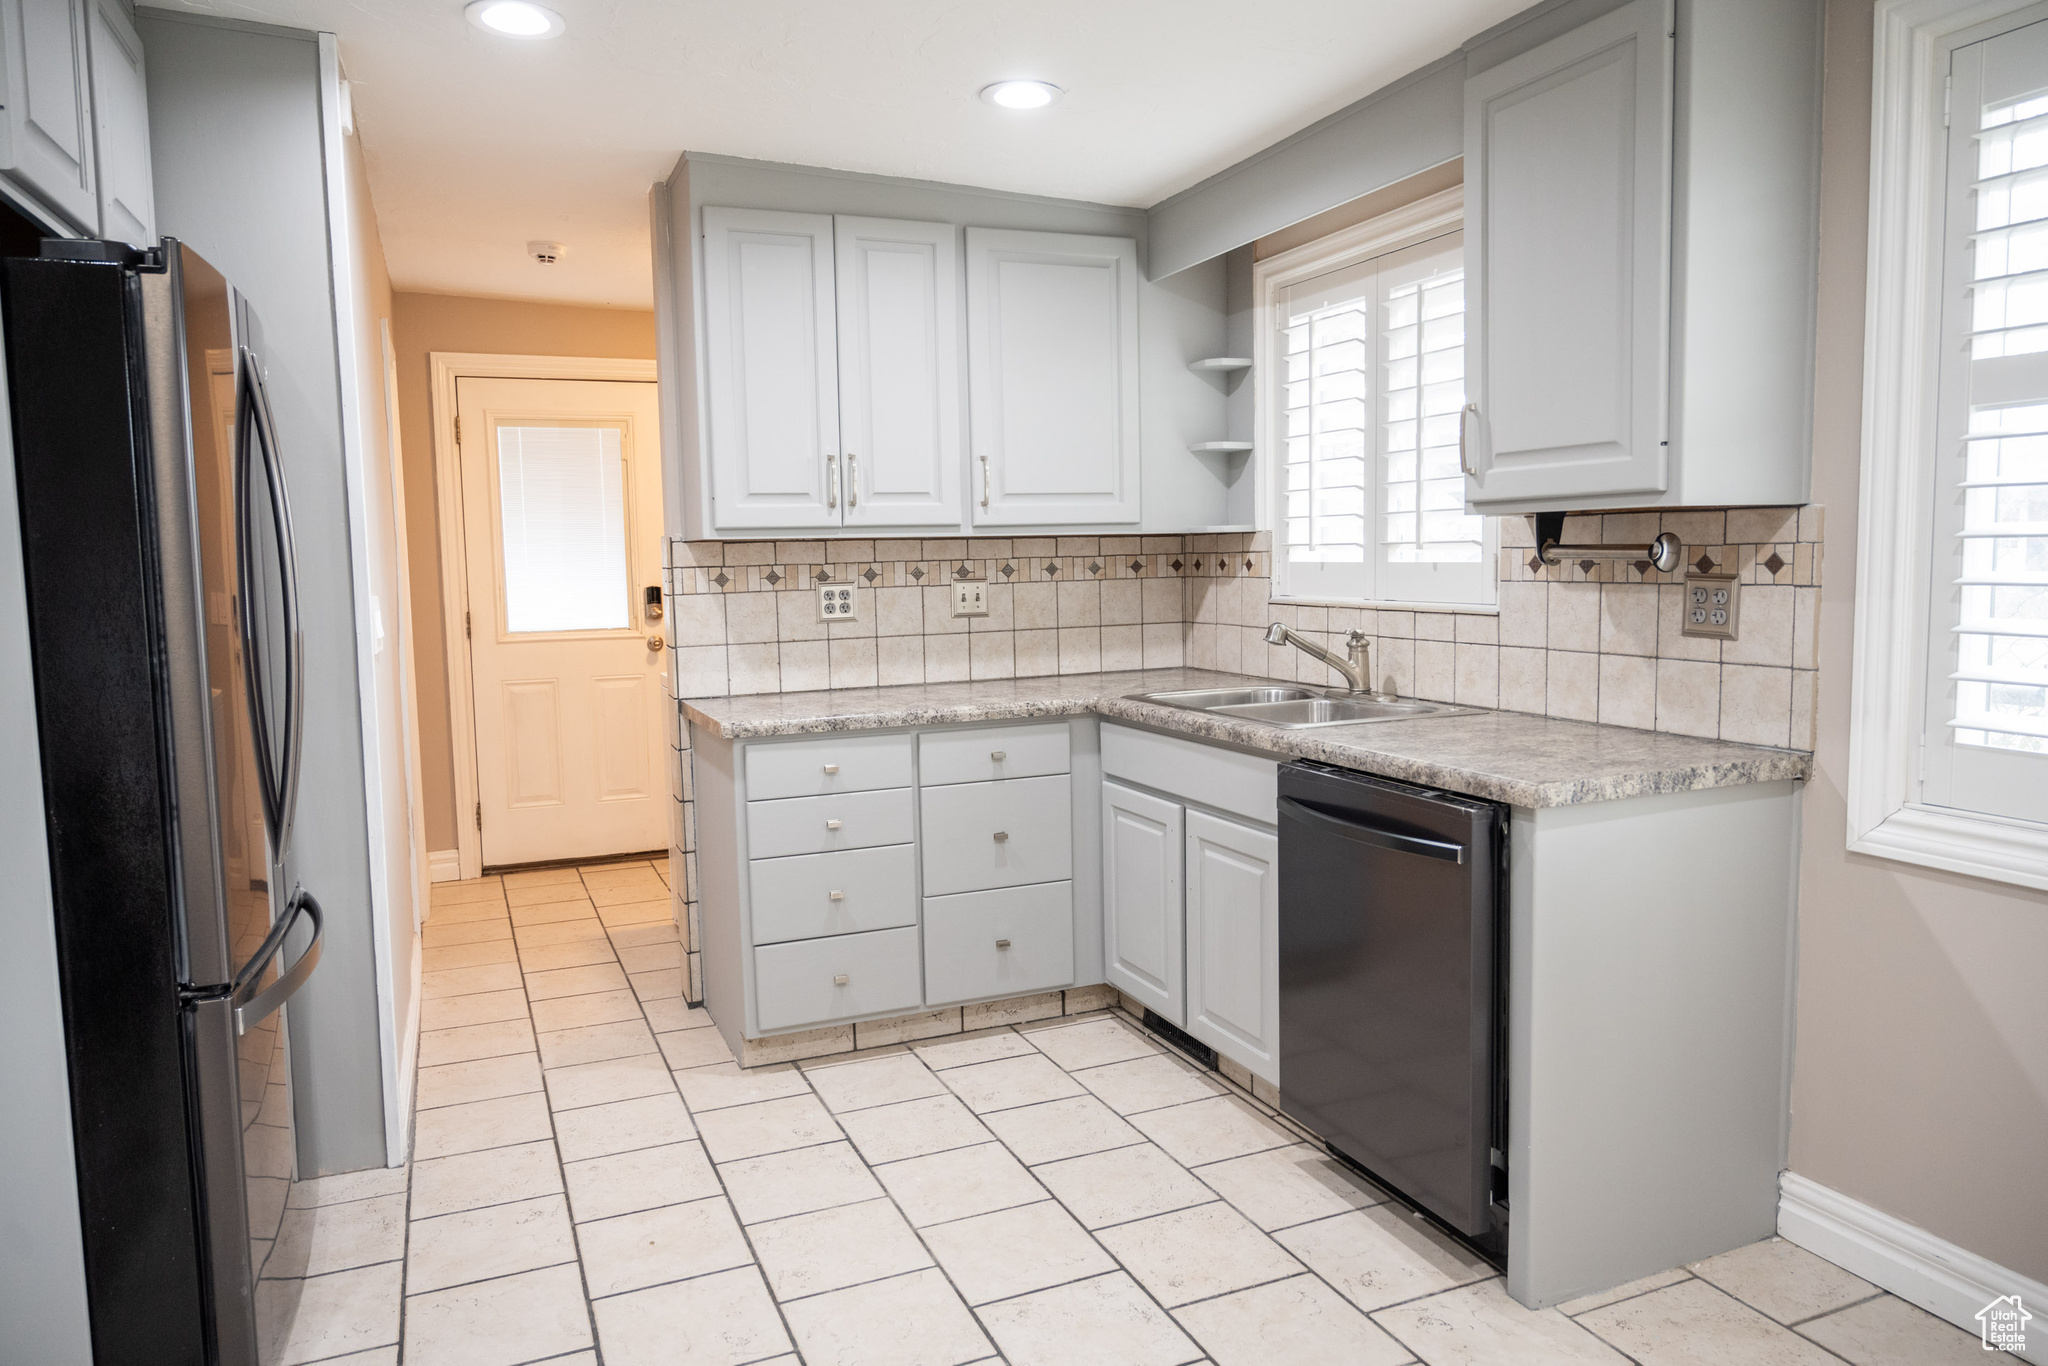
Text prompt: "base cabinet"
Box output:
[[1102, 779, 1183, 1025], [1184, 809, 1278, 1080]]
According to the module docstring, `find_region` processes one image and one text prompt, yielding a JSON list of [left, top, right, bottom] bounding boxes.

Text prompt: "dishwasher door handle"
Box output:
[[1277, 796, 1466, 864]]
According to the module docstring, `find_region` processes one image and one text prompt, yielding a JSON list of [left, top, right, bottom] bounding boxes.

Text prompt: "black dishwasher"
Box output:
[[1277, 761, 1508, 1261]]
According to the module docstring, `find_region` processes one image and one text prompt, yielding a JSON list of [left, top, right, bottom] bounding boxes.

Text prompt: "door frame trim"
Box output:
[[428, 352, 660, 880]]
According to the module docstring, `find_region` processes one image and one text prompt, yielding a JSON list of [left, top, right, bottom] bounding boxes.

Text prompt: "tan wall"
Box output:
[[389, 293, 657, 854], [1788, 0, 2048, 1281]]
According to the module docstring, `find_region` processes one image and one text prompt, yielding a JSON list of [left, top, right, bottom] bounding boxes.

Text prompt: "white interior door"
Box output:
[[701, 206, 840, 530], [458, 376, 668, 866], [966, 227, 1141, 526], [835, 214, 962, 528], [1462, 0, 1670, 507]]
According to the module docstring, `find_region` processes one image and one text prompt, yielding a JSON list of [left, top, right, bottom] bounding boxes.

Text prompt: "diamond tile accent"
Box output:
[[1633, 559, 1653, 576], [1170, 559, 1184, 572], [712, 571, 730, 588], [1763, 552, 1786, 576], [1527, 554, 1546, 573], [1128, 559, 1144, 574], [861, 567, 879, 583], [910, 566, 926, 581], [763, 569, 781, 586], [1694, 554, 1717, 574], [1001, 562, 1015, 578], [954, 563, 973, 579], [816, 569, 833, 583], [1088, 561, 1102, 576], [1044, 561, 1061, 576]]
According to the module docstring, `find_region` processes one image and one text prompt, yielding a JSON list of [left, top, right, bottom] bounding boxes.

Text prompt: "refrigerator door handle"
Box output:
[[231, 888, 323, 1035], [235, 347, 305, 859], [1277, 796, 1466, 863]]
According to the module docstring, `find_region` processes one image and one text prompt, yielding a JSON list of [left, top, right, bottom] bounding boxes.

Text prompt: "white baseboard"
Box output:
[[427, 849, 461, 883], [1779, 1171, 2046, 1362]]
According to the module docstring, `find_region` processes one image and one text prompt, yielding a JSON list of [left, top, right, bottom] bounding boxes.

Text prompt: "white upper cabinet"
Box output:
[[967, 227, 1140, 526], [1462, 0, 1821, 513], [0, 0, 96, 230], [85, 0, 150, 246], [701, 206, 840, 530], [834, 215, 961, 528], [1464, 0, 1670, 507]]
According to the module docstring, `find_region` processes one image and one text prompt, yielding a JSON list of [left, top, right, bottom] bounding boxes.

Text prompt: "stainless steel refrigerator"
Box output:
[[6, 237, 325, 1366]]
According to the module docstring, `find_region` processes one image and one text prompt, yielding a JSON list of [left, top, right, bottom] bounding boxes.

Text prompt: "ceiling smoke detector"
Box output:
[[528, 240, 565, 265], [465, 0, 564, 38]]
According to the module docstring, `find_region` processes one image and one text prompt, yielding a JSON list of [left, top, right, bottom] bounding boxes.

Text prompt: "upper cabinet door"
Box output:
[[701, 206, 841, 530], [0, 0, 96, 230], [966, 227, 1140, 526], [834, 215, 962, 529], [1463, 0, 1671, 508], [86, 0, 150, 246]]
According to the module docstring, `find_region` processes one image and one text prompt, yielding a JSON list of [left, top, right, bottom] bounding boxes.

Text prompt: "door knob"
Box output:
[[995, 938, 1011, 950], [646, 633, 663, 651], [993, 830, 1008, 842], [828, 890, 844, 901], [833, 974, 849, 986], [825, 819, 843, 830], [823, 764, 839, 774]]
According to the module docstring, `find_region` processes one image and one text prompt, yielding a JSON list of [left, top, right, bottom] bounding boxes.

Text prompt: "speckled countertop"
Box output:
[[679, 667, 1811, 808]]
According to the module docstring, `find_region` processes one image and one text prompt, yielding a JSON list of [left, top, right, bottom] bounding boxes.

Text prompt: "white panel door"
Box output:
[[0, 0, 95, 228], [966, 227, 1140, 526], [702, 206, 840, 529], [84, 0, 149, 245], [1463, 0, 1670, 507], [835, 215, 962, 528], [1184, 810, 1279, 1084], [1102, 779, 1183, 1024], [459, 376, 669, 866]]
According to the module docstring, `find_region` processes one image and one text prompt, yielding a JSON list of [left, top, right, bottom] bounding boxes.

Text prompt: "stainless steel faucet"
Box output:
[[1266, 622, 1381, 696]]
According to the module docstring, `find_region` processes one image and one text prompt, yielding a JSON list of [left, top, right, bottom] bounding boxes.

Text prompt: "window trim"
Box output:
[[1852, 0, 2048, 891], [1252, 185, 1498, 611]]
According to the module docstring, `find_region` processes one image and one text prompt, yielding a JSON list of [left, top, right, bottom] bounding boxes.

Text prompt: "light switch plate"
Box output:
[[818, 583, 857, 622], [952, 579, 989, 618], [1681, 570, 1739, 640]]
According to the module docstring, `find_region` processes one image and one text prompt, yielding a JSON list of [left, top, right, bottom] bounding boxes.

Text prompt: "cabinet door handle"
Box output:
[[822, 764, 839, 774], [825, 819, 843, 830], [847, 452, 858, 508], [995, 938, 1011, 950], [833, 974, 849, 986], [980, 453, 991, 509], [992, 830, 1008, 842], [826, 452, 839, 509], [1459, 403, 1479, 478], [828, 890, 844, 901], [990, 750, 1006, 761]]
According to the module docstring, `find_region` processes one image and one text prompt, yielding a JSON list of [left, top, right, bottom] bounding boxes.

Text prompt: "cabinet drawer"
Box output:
[[920, 774, 1073, 896], [748, 788, 914, 860], [753, 927, 923, 1032], [920, 722, 1070, 787], [745, 733, 913, 802], [750, 845, 917, 945], [1101, 723, 1278, 827], [924, 882, 1075, 1006]]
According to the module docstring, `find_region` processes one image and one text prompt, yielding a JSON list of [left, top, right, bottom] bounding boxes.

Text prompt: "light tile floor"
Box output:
[[259, 861, 1985, 1366]]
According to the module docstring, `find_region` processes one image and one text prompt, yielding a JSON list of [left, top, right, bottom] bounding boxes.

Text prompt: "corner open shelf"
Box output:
[[1188, 357, 1252, 374], [1189, 440, 1253, 455]]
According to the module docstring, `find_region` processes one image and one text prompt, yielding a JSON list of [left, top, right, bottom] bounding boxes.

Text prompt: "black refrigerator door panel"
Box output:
[[1277, 762, 1502, 1240], [3, 253, 210, 1363]]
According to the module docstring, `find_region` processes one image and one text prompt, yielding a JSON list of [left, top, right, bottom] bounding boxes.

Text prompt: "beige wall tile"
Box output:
[[1499, 646, 1546, 714], [1497, 581, 1547, 647], [1549, 582, 1601, 652], [673, 646, 727, 699], [671, 594, 726, 648], [1015, 629, 1058, 678], [874, 586, 922, 636], [1658, 584, 1724, 661], [1058, 627, 1102, 674], [1727, 507, 1800, 545], [1455, 644, 1499, 708], [724, 592, 778, 644], [1374, 636, 1415, 697], [1101, 625, 1144, 671], [828, 637, 877, 689], [727, 643, 780, 696], [778, 640, 829, 692], [1057, 580, 1101, 626], [1655, 658, 1721, 739], [1416, 612, 1457, 641], [963, 633, 1009, 680], [1723, 584, 1795, 667], [1720, 664, 1792, 747], [776, 589, 826, 643], [1014, 581, 1057, 630], [1601, 584, 1659, 656], [876, 636, 925, 686], [977, 581, 1015, 631], [1143, 623, 1184, 668], [1790, 669, 1817, 751], [1414, 639, 1456, 702], [1143, 577, 1183, 623], [1599, 654, 1657, 729], [1101, 578, 1142, 625]]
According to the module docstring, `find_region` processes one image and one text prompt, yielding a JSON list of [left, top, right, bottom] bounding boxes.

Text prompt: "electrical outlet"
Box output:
[[952, 579, 989, 618], [1681, 571, 1740, 640], [818, 583, 857, 622]]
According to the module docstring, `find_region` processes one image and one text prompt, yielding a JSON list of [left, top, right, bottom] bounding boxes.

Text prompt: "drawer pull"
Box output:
[[823, 764, 839, 774], [992, 830, 1008, 842], [826, 819, 843, 830], [991, 750, 1006, 761], [833, 974, 849, 986], [828, 890, 844, 901], [996, 938, 1011, 949]]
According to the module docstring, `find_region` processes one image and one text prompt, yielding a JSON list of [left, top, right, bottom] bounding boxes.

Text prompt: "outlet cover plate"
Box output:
[[952, 579, 989, 618], [1681, 570, 1739, 640], [818, 583, 857, 622]]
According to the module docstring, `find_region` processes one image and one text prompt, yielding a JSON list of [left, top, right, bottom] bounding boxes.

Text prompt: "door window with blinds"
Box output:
[[1276, 230, 1493, 606], [1929, 18, 2048, 824], [495, 422, 632, 633]]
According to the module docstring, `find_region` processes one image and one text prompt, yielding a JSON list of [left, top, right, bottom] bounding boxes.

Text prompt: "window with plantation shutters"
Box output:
[[1275, 229, 1494, 606], [1928, 18, 2048, 824]]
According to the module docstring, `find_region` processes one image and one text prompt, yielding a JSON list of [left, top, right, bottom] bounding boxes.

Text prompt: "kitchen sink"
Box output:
[[1131, 686, 1473, 729]]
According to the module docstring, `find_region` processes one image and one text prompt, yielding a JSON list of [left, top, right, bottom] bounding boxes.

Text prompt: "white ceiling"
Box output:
[[159, 0, 1527, 308]]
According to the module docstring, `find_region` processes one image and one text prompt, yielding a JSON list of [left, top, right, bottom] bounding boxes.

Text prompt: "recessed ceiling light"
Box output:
[[465, 0, 564, 38], [980, 80, 1062, 111]]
